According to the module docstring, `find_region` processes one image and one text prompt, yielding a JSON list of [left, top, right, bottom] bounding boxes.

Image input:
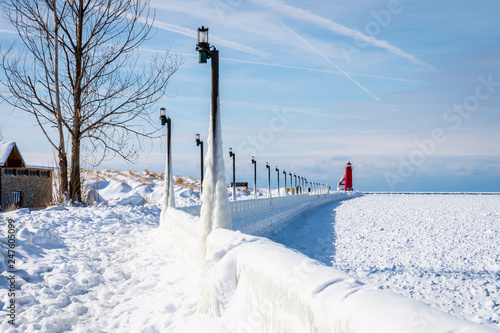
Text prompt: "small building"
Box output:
[[0, 141, 52, 211]]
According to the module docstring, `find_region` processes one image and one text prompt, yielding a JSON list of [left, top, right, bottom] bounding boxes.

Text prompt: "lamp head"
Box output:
[[160, 107, 167, 126], [196, 26, 210, 63]]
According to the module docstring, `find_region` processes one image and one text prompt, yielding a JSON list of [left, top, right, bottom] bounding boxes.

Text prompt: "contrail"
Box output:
[[222, 58, 419, 83], [251, 0, 436, 71], [149, 20, 269, 58], [137, 48, 418, 84], [276, 20, 382, 102]]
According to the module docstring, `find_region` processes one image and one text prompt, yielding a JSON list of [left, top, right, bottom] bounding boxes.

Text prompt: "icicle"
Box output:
[[200, 96, 232, 258], [160, 127, 175, 227]]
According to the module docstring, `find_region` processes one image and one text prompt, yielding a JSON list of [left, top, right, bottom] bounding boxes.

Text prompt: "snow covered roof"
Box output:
[[0, 141, 26, 167]]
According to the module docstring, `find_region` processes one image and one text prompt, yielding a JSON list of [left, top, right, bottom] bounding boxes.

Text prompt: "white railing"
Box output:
[[178, 192, 359, 220]]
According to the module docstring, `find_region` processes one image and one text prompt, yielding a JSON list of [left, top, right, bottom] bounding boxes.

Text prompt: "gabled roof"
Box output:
[[0, 141, 26, 167]]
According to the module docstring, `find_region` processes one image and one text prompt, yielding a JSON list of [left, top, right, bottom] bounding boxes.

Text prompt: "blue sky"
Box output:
[[1, 0, 499, 192]]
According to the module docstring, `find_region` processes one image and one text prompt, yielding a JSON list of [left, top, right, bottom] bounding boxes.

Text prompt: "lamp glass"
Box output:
[[196, 133, 200, 141], [198, 27, 208, 44], [160, 108, 166, 116]]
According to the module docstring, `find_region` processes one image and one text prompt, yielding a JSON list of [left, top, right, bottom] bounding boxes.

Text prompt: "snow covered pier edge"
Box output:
[[179, 191, 360, 235], [161, 194, 495, 332]]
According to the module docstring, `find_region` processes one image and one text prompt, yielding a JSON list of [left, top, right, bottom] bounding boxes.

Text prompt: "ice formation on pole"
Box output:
[[200, 96, 232, 245], [160, 130, 175, 226]]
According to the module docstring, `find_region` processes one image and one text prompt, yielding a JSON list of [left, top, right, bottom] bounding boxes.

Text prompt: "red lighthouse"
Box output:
[[345, 161, 353, 191]]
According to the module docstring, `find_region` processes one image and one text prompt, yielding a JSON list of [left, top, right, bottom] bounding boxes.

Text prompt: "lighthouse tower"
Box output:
[[345, 161, 353, 191]]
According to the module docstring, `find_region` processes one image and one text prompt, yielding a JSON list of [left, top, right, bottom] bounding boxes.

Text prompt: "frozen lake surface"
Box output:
[[270, 193, 500, 329]]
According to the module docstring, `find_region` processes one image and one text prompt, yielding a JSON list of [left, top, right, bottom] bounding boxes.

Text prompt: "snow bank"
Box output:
[[202, 229, 497, 333], [160, 207, 201, 262]]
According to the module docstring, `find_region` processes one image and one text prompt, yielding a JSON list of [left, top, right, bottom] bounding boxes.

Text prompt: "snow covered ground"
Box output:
[[1, 170, 499, 331], [79, 169, 266, 208], [0, 205, 230, 332], [270, 194, 500, 330]]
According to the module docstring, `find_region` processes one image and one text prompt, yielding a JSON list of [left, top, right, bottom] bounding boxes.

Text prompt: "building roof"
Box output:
[[0, 141, 26, 167]]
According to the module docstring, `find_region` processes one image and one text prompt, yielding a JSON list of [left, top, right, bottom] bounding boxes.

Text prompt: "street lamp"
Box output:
[[275, 166, 280, 197], [289, 172, 292, 195], [229, 148, 236, 201], [252, 156, 257, 199], [196, 26, 209, 64], [294, 174, 297, 194], [283, 169, 287, 196], [161, 107, 173, 206], [195, 133, 204, 194], [160, 107, 167, 126], [266, 162, 271, 198]]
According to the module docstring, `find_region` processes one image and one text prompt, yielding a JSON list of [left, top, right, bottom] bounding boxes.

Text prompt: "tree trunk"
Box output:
[[69, 133, 81, 202], [59, 153, 68, 200], [69, 0, 84, 203], [52, 0, 68, 200]]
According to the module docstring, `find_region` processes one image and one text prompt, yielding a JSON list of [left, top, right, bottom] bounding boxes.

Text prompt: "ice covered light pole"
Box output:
[[196, 26, 232, 239], [229, 148, 236, 201], [283, 169, 287, 196], [276, 166, 280, 197], [289, 172, 292, 195], [294, 174, 297, 194], [195, 134, 204, 194], [252, 156, 257, 199], [160, 107, 174, 227], [266, 162, 271, 198]]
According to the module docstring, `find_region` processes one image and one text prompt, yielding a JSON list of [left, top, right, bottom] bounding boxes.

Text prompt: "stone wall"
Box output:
[[0, 168, 52, 211]]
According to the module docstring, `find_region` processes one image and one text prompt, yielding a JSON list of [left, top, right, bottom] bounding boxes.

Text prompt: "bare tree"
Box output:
[[1, 0, 181, 202], [0, 0, 70, 199]]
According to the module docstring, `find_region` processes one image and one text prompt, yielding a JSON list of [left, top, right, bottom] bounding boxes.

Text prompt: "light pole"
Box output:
[[266, 162, 271, 198], [195, 133, 204, 194], [289, 172, 292, 195], [252, 156, 257, 199], [305, 178, 308, 194], [283, 169, 287, 196], [275, 166, 280, 197], [294, 174, 297, 194], [160, 107, 173, 207], [229, 148, 236, 201], [196, 26, 232, 230], [196, 26, 219, 159]]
